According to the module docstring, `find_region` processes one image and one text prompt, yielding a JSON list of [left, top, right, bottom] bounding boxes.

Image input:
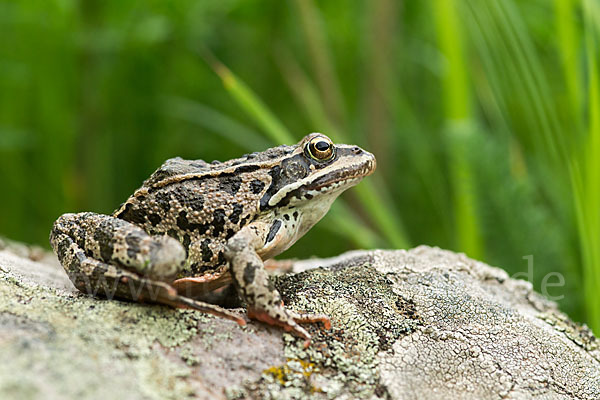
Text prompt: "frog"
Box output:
[[50, 133, 376, 343]]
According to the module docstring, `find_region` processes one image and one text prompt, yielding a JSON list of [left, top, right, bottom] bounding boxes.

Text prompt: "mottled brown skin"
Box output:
[[50, 133, 376, 342]]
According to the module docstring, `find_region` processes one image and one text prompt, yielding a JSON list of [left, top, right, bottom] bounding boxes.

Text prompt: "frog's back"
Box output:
[[141, 157, 212, 187], [113, 149, 292, 275]]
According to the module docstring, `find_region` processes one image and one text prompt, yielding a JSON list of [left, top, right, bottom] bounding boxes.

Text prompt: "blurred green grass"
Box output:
[[0, 0, 598, 333]]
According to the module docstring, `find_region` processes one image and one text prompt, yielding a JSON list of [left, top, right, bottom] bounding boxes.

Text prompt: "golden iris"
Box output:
[[307, 136, 334, 161]]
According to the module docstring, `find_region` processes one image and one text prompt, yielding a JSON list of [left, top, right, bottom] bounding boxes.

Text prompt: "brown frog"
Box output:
[[50, 133, 376, 343]]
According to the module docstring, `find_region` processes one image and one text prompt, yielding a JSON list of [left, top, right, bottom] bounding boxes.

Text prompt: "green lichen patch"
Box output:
[[179, 344, 202, 366], [277, 264, 420, 350], [237, 263, 421, 399], [538, 311, 598, 352], [227, 358, 321, 400], [0, 269, 229, 400]]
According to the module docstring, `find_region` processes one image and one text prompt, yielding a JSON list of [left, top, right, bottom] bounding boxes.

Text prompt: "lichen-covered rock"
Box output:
[[0, 240, 598, 400]]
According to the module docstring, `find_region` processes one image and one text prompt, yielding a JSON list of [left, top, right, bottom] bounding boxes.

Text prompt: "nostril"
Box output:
[[352, 146, 362, 154]]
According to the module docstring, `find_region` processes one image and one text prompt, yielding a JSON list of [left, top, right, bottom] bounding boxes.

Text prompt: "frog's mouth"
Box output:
[[307, 156, 376, 192]]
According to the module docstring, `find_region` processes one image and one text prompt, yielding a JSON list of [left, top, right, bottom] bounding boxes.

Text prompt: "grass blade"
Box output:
[[292, 0, 346, 128], [322, 201, 383, 249], [432, 0, 484, 259], [579, 0, 600, 332], [352, 180, 410, 249], [163, 96, 271, 150], [555, 0, 583, 124], [272, 44, 339, 138], [203, 49, 295, 144]]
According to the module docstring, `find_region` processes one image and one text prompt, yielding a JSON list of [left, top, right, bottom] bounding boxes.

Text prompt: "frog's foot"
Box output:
[[247, 306, 331, 346], [287, 310, 331, 330]]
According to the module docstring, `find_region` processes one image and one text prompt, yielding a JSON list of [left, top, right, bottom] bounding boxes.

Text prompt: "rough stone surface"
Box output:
[[0, 238, 598, 400]]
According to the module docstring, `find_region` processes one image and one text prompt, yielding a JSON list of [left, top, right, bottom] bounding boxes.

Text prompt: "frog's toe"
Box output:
[[168, 295, 247, 326], [247, 306, 311, 340], [247, 306, 332, 347], [289, 312, 332, 330]]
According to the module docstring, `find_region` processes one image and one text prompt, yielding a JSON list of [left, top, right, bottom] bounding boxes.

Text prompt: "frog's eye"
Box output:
[[306, 136, 335, 161]]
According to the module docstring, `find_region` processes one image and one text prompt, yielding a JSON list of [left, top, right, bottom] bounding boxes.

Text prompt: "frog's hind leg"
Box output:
[[51, 212, 187, 280], [50, 212, 245, 325]]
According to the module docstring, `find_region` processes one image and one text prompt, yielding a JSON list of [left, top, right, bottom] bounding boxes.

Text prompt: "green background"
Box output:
[[1, 0, 599, 333]]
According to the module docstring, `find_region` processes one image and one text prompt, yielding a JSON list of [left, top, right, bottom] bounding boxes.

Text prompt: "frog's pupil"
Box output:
[[315, 141, 329, 151]]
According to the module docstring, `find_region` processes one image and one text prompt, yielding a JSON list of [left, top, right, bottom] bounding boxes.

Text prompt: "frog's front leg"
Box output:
[[225, 223, 331, 343]]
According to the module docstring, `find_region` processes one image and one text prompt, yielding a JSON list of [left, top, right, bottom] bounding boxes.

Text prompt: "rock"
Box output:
[[0, 241, 598, 400]]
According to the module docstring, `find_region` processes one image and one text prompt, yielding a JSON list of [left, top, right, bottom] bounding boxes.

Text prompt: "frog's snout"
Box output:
[[369, 153, 377, 173], [361, 149, 377, 176]]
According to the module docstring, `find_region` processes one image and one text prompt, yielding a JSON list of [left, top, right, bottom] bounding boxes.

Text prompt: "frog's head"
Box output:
[[260, 133, 376, 210]]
